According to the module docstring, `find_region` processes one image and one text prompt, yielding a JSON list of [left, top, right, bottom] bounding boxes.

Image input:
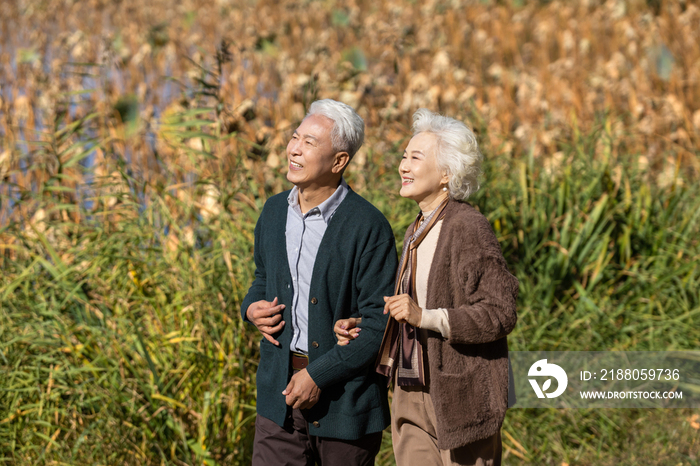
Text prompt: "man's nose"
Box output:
[[288, 139, 301, 155]]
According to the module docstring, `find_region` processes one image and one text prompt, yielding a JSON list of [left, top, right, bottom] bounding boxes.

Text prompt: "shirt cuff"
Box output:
[[420, 308, 451, 339]]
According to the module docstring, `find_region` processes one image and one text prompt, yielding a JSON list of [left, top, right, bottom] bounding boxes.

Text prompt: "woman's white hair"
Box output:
[[412, 108, 483, 201], [307, 99, 365, 159]]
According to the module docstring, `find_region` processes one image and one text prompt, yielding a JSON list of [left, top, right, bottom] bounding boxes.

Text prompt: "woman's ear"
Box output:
[[441, 171, 450, 186]]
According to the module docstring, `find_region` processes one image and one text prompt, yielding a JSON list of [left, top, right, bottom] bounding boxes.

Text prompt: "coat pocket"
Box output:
[[431, 363, 492, 428]]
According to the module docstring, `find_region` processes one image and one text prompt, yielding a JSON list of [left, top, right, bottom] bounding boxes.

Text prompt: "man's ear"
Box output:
[[332, 151, 351, 174]]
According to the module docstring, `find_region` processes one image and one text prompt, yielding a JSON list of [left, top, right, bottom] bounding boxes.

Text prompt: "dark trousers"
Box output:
[[252, 410, 383, 466]]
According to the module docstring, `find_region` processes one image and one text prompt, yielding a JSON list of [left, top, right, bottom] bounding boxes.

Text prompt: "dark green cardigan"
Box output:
[[241, 188, 397, 440]]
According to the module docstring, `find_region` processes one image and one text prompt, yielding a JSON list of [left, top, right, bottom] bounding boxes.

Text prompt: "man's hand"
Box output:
[[333, 317, 362, 346], [283, 369, 321, 409], [246, 297, 285, 346], [384, 294, 422, 327]]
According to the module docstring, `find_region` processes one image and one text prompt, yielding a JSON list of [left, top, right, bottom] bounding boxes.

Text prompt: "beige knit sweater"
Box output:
[[416, 217, 451, 338]]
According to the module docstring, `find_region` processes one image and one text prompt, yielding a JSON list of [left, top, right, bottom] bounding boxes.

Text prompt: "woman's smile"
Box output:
[[399, 132, 449, 211]]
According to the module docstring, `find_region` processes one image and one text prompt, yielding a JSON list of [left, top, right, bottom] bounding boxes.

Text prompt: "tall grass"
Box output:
[[2, 1, 700, 464], [2, 98, 699, 464], [0, 139, 263, 464], [476, 142, 700, 353], [471, 131, 700, 465]]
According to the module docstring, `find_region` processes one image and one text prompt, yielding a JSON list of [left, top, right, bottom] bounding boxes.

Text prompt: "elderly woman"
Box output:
[[334, 109, 518, 466]]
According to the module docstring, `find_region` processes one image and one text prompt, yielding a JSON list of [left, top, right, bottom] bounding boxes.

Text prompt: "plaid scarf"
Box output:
[[376, 197, 449, 386]]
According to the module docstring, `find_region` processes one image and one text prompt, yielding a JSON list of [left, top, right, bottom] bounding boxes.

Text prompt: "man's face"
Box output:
[[286, 114, 339, 190]]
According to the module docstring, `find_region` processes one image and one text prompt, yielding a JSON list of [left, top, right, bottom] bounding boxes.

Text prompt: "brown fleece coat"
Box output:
[[409, 200, 518, 450]]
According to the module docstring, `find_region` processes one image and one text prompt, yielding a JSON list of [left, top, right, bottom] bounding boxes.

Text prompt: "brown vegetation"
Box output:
[[2, 0, 699, 206]]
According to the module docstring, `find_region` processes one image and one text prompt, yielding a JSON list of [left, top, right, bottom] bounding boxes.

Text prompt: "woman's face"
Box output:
[[399, 132, 449, 208]]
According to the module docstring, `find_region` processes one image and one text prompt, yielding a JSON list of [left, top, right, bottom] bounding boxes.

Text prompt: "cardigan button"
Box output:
[[312, 421, 320, 428], [311, 341, 319, 348], [310, 297, 318, 305]]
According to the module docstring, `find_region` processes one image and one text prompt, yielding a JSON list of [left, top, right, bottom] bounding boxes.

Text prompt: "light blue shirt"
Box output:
[[286, 179, 349, 354]]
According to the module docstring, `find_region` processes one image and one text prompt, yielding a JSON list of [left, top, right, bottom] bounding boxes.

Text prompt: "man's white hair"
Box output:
[[307, 99, 365, 159], [412, 108, 483, 201]]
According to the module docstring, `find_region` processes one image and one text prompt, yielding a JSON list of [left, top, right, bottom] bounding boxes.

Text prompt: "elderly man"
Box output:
[[241, 99, 397, 465]]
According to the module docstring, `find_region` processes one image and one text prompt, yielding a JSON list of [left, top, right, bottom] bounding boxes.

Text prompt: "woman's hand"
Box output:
[[333, 317, 362, 346], [384, 294, 422, 327]]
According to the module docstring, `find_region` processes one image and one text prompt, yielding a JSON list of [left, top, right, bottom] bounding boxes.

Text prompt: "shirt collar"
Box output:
[[287, 178, 349, 223]]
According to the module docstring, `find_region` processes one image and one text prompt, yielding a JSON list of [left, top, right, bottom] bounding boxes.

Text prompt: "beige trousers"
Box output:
[[391, 385, 502, 466]]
